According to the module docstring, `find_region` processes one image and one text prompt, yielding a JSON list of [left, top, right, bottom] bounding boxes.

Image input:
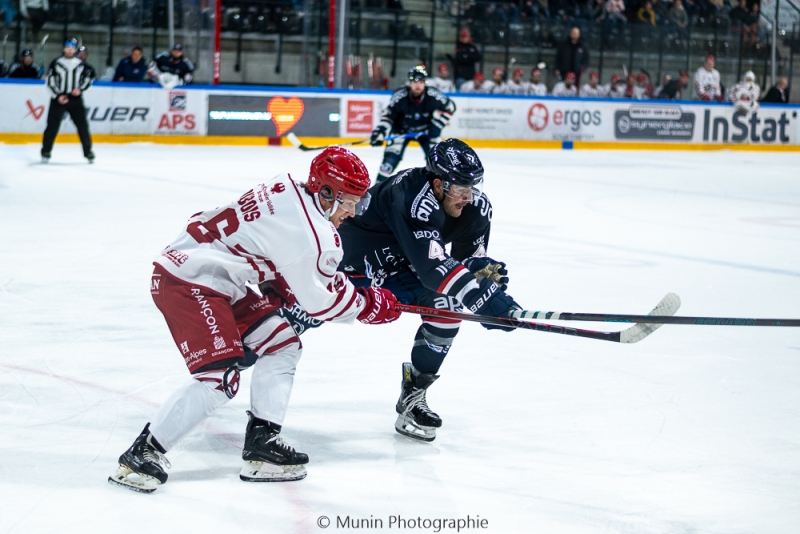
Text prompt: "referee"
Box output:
[[41, 38, 95, 164]]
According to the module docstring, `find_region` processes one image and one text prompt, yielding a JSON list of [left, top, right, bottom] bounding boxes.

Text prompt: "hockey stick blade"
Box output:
[[511, 293, 800, 327], [393, 293, 679, 344], [285, 132, 423, 151]]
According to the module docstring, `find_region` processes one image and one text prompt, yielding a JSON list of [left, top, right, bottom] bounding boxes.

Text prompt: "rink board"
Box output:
[[1, 79, 798, 148]]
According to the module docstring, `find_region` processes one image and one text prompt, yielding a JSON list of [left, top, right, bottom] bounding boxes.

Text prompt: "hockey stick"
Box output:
[[511, 303, 800, 327], [285, 132, 423, 151], [2, 34, 8, 64], [393, 293, 680, 344], [37, 34, 49, 78]]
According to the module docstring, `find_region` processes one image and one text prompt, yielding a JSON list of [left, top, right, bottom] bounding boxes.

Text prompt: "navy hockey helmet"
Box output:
[[20, 48, 33, 57], [408, 65, 428, 82], [425, 139, 484, 196]]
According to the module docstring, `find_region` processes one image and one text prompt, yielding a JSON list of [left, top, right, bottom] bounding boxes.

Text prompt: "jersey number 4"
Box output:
[[187, 208, 240, 244]]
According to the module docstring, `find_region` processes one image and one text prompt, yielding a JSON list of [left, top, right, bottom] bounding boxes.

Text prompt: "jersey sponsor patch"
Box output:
[[410, 183, 439, 222]]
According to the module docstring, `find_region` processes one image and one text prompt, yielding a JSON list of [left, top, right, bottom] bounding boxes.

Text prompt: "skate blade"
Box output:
[[239, 461, 307, 482], [395, 415, 437, 442], [107, 465, 160, 493]]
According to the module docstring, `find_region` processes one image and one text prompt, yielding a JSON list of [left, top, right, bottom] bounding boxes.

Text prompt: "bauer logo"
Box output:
[[614, 106, 695, 140], [347, 101, 373, 133]]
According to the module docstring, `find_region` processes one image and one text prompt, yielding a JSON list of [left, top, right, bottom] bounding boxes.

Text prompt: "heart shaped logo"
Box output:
[[268, 97, 304, 136], [26, 99, 45, 120]]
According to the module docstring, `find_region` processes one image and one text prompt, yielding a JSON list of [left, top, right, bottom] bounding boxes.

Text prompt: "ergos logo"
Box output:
[[528, 103, 602, 132], [702, 109, 795, 143]]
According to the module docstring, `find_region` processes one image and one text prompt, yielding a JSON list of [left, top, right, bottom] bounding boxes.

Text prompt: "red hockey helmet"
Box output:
[[589, 71, 599, 80], [438, 63, 449, 74], [307, 147, 371, 211], [474, 73, 485, 83], [637, 72, 649, 82], [610, 74, 621, 83], [492, 67, 504, 76], [513, 68, 523, 78], [565, 72, 576, 81], [532, 68, 542, 76]]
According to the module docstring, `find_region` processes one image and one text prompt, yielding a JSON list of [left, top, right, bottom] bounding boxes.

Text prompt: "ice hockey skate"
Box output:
[[108, 423, 171, 493], [239, 411, 308, 482], [41, 153, 50, 163], [395, 362, 442, 442]]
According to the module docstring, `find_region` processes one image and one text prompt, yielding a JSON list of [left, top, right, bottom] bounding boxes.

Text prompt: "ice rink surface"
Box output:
[[1, 142, 799, 534]]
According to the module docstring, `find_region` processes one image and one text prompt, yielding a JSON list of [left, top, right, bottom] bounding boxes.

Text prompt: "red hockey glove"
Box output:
[[258, 274, 297, 309], [357, 287, 401, 325], [715, 93, 725, 102], [700, 93, 711, 101]]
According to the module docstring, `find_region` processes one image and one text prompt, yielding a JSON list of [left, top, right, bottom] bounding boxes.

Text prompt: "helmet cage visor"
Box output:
[[442, 177, 483, 202]]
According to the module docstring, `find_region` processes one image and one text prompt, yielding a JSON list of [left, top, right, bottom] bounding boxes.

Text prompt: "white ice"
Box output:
[[1, 143, 799, 534]]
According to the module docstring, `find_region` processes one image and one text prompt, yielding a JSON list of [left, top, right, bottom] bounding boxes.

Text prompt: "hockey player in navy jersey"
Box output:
[[370, 65, 456, 183], [337, 139, 521, 442]]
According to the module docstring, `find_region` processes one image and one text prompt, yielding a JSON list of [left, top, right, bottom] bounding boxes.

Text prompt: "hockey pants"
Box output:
[[42, 96, 93, 157]]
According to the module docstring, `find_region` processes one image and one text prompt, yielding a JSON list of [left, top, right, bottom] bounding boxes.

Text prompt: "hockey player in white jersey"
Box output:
[[579, 71, 606, 97], [483, 67, 507, 94], [502, 68, 526, 95], [109, 148, 401, 493], [694, 54, 723, 101], [524, 68, 548, 96], [459, 72, 487, 93], [725, 70, 760, 113], [605, 74, 625, 98], [427, 63, 456, 93], [551, 72, 578, 97]]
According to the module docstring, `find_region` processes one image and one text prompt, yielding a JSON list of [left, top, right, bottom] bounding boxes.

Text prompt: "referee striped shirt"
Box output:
[[46, 56, 93, 97]]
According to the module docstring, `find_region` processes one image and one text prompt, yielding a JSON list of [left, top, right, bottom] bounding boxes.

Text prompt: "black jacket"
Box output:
[[338, 167, 492, 301], [761, 86, 788, 103], [154, 52, 195, 83], [8, 62, 40, 78], [114, 56, 148, 82], [453, 43, 482, 81], [555, 39, 590, 82]]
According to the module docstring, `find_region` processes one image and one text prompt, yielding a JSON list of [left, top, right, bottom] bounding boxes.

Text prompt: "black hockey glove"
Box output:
[[370, 124, 388, 146], [464, 278, 520, 332], [463, 256, 509, 290]]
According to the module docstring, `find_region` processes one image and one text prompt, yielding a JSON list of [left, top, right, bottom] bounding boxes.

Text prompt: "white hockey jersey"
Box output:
[[551, 82, 577, 97], [502, 80, 526, 95], [605, 84, 626, 98], [482, 80, 507, 94], [427, 77, 456, 93], [154, 174, 364, 323], [459, 80, 486, 93], [693, 67, 721, 99], [524, 82, 548, 96], [579, 83, 607, 97], [726, 81, 761, 113]]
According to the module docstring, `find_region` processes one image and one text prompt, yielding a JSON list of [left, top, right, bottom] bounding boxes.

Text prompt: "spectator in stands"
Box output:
[[555, 27, 590, 84], [459, 72, 486, 93], [8, 48, 40, 78], [706, 0, 726, 19], [605, 0, 627, 27], [637, 0, 657, 24], [694, 54, 723, 100], [580, 71, 606, 96], [605, 73, 626, 97], [1, 0, 18, 29], [552, 72, 578, 96], [659, 71, 691, 99], [525, 68, 548, 95], [761, 77, 789, 103], [730, 0, 758, 46], [114, 46, 148, 83], [151, 43, 195, 87], [451, 29, 482, 88], [20, 0, 48, 41], [669, 0, 689, 35]]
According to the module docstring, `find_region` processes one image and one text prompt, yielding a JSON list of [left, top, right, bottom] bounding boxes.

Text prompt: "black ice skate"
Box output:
[[395, 362, 442, 442], [239, 410, 308, 482], [86, 151, 95, 164], [108, 423, 171, 494], [41, 152, 50, 163]]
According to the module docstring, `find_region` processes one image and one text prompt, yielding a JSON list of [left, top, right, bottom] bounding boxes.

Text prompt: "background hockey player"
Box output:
[[725, 70, 760, 114], [658, 71, 691, 100], [459, 72, 486, 93], [551, 72, 577, 97], [7, 48, 40, 78], [337, 139, 522, 442], [483, 67, 507, 94], [694, 54, 723, 101], [427, 63, 456, 93], [636, 72, 653, 99], [502, 68, 526, 95], [77, 46, 97, 84], [149, 43, 195, 88], [41, 38, 94, 164], [524, 68, 547, 96], [605, 74, 625, 98], [579, 71, 605, 97], [108, 148, 400, 493], [370, 66, 456, 183]]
